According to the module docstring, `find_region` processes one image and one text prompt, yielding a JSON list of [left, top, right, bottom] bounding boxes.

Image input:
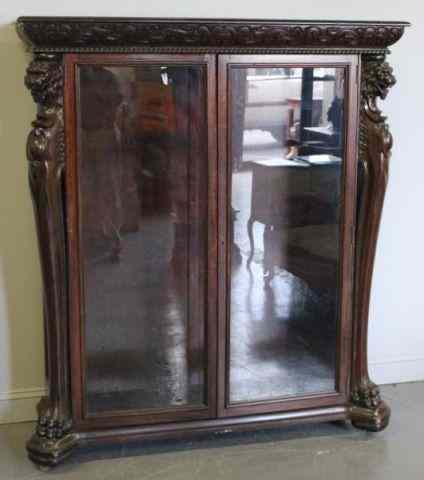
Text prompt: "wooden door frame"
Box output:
[[64, 53, 218, 429], [217, 54, 360, 418]]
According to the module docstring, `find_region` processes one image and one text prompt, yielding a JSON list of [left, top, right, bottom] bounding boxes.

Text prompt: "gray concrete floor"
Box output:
[[1, 382, 423, 479]]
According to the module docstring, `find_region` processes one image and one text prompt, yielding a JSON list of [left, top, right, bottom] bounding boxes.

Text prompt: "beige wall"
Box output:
[[0, 1, 422, 423], [0, 22, 46, 422]]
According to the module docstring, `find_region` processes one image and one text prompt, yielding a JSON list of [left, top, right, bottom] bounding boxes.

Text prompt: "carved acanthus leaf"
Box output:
[[17, 19, 406, 51]]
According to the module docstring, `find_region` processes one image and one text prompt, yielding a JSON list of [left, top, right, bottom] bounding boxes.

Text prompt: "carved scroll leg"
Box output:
[[26, 158, 79, 467], [24, 54, 79, 467], [350, 54, 395, 432]]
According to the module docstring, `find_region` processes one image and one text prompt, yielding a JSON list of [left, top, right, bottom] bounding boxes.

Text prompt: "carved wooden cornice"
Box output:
[[16, 17, 409, 52]]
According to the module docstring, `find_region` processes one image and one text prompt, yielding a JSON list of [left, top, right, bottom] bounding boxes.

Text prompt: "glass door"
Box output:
[[65, 54, 217, 426], [217, 55, 359, 416]]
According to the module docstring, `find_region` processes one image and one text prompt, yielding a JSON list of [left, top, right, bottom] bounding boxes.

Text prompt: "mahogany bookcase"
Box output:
[[16, 17, 408, 468]]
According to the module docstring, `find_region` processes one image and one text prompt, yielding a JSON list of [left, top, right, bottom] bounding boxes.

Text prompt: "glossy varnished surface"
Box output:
[[228, 66, 346, 404], [20, 16, 403, 465], [75, 62, 209, 416], [16, 17, 409, 51]]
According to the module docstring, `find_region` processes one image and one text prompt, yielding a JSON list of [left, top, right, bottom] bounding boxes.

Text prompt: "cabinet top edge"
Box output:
[[16, 17, 411, 25], [16, 17, 410, 51]]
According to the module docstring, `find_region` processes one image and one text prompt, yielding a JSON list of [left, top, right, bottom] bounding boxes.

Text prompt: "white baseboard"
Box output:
[[370, 357, 424, 385], [0, 359, 423, 425], [0, 387, 46, 425]]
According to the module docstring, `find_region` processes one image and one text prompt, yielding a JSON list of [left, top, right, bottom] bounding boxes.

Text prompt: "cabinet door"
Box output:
[[65, 54, 217, 426], [217, 55, 359, 416]]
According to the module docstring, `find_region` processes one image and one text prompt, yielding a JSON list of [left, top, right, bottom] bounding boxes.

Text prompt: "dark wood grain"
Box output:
[[78, 405, 349, 440], [16, 17, 409, 51], [350, 53, 396, 431], [64, 53, 218, 429], [24, 53, 79, 467], [17, 17, 406, 468], [217, 55, 359, 418]]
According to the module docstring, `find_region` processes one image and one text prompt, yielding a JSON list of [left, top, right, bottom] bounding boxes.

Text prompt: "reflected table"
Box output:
[[246, 155, 341, 288]]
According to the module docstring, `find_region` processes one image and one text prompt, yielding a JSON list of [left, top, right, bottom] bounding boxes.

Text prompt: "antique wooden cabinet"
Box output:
[[17, 17, 408, 467]]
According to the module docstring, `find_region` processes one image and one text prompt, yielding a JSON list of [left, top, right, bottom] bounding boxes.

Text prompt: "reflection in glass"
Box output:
[[77, 64, 208, 414], [229, 67, 345, 403]]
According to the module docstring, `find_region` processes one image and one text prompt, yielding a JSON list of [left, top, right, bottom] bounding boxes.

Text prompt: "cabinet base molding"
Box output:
[[26, 402, 392, 466], [80, 406, 349, 443]]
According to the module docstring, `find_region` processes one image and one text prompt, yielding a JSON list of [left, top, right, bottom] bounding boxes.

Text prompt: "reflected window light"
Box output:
[[161, 66, 169, 86]]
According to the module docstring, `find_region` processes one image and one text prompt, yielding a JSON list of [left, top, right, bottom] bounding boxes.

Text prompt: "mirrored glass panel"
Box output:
[[76, 64, 208, 415], [229, 66, 345, 403]]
